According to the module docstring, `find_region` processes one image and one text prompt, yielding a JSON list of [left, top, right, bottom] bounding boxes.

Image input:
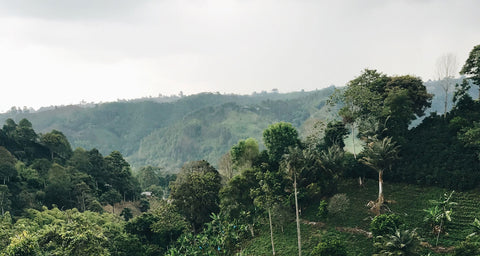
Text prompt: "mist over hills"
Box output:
[[0, 80, 476, 171]]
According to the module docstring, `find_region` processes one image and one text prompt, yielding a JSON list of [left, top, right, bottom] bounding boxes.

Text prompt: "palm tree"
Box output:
[[361, 137, 400, 214], [320, 144, 345, 178]]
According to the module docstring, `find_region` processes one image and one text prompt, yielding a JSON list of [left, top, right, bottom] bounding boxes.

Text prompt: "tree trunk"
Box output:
[[351, 123, 364, 186], [377, 170, 384, 215], [444, 89, 448, 118], [294, 174, 302, 256], [351, 122, 357, 159], [249, 224, 255, 237], [268, 208, 275, 256]]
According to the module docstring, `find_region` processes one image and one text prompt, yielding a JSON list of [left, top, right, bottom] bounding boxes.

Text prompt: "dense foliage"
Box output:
[[1, 44, 480, 255]]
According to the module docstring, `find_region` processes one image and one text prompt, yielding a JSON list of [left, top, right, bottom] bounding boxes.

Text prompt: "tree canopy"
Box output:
[[170, 160, 222, 233], [460, 44, 480, 97]]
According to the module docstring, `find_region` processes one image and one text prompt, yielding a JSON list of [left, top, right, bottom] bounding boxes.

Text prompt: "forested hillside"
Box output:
[[0, 88, 337, 170], [1, 80, 476, 172], [1, 44, 480, 255]]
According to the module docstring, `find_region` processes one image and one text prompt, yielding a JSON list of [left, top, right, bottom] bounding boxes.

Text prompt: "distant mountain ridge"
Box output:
[[0, 88, 337, 171]]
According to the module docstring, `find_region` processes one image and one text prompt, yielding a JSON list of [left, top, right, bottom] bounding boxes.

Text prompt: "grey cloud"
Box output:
[[0, 0, 151, 21]]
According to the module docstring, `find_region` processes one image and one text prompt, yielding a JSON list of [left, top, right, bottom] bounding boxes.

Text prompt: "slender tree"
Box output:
[[0, 185, 11, 216], [0, 147, 17, 184], [252, 168, 285, 256], [436, 53, 458, 117], [283, 146, 304, 256]]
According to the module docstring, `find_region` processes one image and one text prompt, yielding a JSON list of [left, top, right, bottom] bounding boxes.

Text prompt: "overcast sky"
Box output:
[[0, 0, 479, 113]]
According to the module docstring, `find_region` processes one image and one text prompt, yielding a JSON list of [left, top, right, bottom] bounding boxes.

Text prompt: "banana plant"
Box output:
[[423, 191, 457, 246]]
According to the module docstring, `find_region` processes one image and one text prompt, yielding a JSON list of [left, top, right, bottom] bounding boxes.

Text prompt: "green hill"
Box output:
[[1, 79, 474, 172], [0, 88, 338, 170]]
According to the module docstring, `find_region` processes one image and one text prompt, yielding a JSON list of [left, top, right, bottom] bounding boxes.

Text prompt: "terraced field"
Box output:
[[242, 179, 480, 255]]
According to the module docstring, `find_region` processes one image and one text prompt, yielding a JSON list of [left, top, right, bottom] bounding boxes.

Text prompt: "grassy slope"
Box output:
[[242, 179, 480, 255]]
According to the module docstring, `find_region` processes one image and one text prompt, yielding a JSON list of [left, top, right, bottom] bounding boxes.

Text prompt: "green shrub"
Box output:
[[373, 229, 420, 256], [453, 240, 480, 256], [317, 200, 328, 220], [370, 213, 404, 237], [327, 194, 350, 215], [311, 237, 348, 256]]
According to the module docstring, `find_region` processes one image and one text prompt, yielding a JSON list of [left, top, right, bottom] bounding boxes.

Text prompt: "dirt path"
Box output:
[[301, 219, 372, 238]]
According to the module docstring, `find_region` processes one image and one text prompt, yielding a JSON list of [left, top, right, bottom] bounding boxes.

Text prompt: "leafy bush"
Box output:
[[327, 194, 350, 215], [317, 200, 328, 220], [139, 198, 150, 212], [311, 237, 348, 256], [120, 208, 133, 221], [453, 240, 480, 256], [373, 229, 420, 256], [370, 214, 404, 237]]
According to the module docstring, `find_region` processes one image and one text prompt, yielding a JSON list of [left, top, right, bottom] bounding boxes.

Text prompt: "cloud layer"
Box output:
[[0, 0, 479, 112]]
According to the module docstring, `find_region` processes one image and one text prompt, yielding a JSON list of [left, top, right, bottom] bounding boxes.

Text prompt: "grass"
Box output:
[[241, 178, 480, 255]]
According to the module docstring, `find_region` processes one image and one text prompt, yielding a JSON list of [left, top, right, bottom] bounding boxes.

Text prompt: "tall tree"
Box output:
[[263, 122, 300, 167], [136, 166, 162, 190], [13, 119, 39, 161], [361, 137, 400, 214], [218, 152, 235, 182], [40, 130, 72, 161], [336, 69, 386, 184], [100, 189, 122, 214], [458, 121, 480, 160], [0, 185, 11, 216], [460, 44, 480, 98], [252, 167, 286, 256], [324, 121, 348, 149], [436, 53, 458, 117], [230, 138, 260, 172], [170, 160, 221, 233], [382, 75, 432, 141], [104, 151, 139, 201], [45, 163, 73, 209], [86, 149, 107, 190], [338, 69, 431, 144], [283, 146, 304, 256], [0, 147, 17, 184], [220, 168, 259, 237]]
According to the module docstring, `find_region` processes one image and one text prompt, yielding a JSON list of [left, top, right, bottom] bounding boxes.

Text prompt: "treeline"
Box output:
[[0, 118, 178, 255], [0, 118, 142, 215]]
